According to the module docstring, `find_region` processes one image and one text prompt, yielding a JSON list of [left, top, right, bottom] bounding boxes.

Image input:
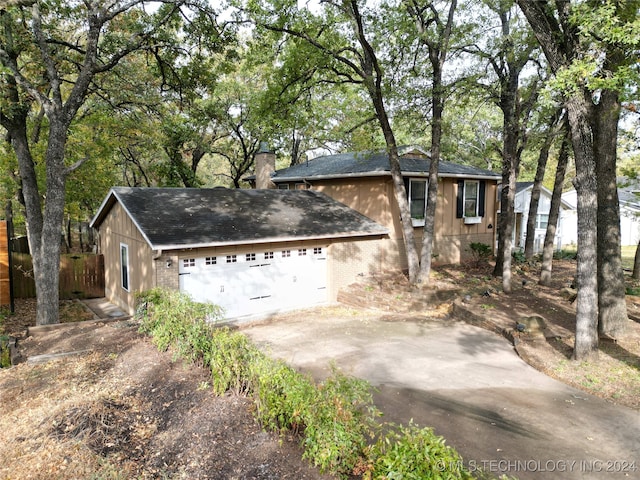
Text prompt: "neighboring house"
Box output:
[[562, 178, 640, 247], [513, 182, 576, 252], [90, 187, 387, 319], [248, 145, 501, 269]]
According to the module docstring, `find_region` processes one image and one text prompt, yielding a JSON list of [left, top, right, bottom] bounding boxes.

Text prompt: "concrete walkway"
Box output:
[[241, 313, 639, 480]]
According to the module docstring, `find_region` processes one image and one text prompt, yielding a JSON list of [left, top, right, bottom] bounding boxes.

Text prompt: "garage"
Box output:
[[179, 246, 327, 319], [91, 186, 387, 318]]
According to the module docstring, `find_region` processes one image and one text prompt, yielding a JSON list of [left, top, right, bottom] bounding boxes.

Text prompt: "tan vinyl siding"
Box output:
[[98, 202, 156, 314], [310, 176, 499, 266]]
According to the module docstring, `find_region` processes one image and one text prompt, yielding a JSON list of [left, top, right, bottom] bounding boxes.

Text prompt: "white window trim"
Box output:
[[463, 180, 481, 223], [409, 178, 427, 227], [120, 243, 130, 292]]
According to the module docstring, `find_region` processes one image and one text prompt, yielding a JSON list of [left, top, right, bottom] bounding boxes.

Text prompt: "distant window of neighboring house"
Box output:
[[536, 214, 549, 230], [120, 243, 129, 291], [295, 183, 308, 190], [277, 184, 290, 190], [406, 178, 427, 226], [456, 180, 486, 223]]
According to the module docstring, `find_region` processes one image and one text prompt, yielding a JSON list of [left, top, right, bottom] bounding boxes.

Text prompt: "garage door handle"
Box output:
[[179, 272, 190, 276]]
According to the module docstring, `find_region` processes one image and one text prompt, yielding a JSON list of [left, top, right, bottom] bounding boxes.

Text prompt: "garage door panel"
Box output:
[[179, 247, 327, 319]]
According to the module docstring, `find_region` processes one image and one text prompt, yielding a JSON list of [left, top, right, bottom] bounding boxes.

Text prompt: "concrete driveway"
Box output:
[[240, 310, 639, 480]]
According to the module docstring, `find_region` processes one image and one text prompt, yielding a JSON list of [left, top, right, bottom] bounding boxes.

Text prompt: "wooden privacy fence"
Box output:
[[12, 253, 105, 299]]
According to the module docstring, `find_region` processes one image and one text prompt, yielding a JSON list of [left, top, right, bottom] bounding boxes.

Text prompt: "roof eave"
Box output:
[[90, 188, 156, 249], [149, 230, 389, 251], [274, 171, 500, 183]]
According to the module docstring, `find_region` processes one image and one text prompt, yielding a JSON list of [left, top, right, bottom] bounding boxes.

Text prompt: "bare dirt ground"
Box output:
[[0, 302, 332, 480], [1, 259, 639, 479]]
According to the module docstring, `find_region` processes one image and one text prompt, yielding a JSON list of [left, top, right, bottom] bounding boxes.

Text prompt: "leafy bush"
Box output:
[[206, 327, 259, 395], [249, 357, 314, 433], [0, 335, 10, 368], [301, 366, 380, 476], [553, 249, 578, 260], [363, 422, 473, 479], [136, 288, 222, 364], [469, 243, 493, 267], [626, 286, 640, 296], [511, 249, 526, 264]]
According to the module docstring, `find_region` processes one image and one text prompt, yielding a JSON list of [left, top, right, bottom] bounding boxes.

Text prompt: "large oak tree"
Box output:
[[0, 0, 219, 325], [516, 0, 637, 358]]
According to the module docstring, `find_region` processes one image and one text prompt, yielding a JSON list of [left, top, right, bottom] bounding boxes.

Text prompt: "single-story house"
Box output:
[[248, 145, 501, 270], [562, 179, 640, 246], [513, 182, 576, 252], [90, 187, 388, 319]]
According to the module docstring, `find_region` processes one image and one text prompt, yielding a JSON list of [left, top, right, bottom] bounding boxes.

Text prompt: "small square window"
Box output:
[[183, 258, 195, 268], [282, 250, 291, 258], [298, 248, 307, 256], [226, 255, 237, 263], [246, 253, 256, 262], [313, 247, 322, 255], [205, 257, 216, 265], [264, 252, 274, 259]]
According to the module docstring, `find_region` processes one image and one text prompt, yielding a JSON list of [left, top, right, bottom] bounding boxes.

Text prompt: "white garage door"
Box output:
[[178, 247, 327, 319]]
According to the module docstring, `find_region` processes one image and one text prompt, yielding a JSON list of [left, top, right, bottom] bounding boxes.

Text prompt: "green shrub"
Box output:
[[249, 357, 315, 433], [363, 422, 473, 479], [0, 334, 10, 368], [136, 288, 222, 363], [553, 249, 577, 260], [626, 286, 640, 296], [511, 249, 526, 264], [206, 327, 259, 395], [469, 243, 493, 267], [301, 366, 379, 476]]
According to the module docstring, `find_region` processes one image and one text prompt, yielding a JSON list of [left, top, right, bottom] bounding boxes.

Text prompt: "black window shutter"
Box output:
[[404, 177, 410, 199], [479, 180, 486, 217], [456, 180, 464, 218]]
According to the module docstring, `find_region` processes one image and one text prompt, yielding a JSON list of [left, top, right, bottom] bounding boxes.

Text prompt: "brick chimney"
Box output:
[[255, 142, 276, 189]]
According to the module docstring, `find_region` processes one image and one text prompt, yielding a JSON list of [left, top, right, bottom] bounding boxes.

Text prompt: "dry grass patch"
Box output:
[[0, 355, 139, 480]]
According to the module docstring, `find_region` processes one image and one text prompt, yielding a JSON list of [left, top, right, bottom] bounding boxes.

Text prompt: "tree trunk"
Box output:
[[540, 125, 569, 286], [419, 51, 446, 285], [633, 238, 640, 280], [501, 170, 517, 293], [566, 93, 599, 361], [349, 0, 420, 283], [594, 89, 628, 338], [65, 215, 72, 253], [516, 0, 599, 360], [498, 76, 520, 293], [524, 110, 561, 259]]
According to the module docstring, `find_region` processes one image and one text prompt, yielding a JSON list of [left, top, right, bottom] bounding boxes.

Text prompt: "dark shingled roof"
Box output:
[[91, 187, 388, 250], [267, 149, 501, 182], [516, 182, 534, 193]]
